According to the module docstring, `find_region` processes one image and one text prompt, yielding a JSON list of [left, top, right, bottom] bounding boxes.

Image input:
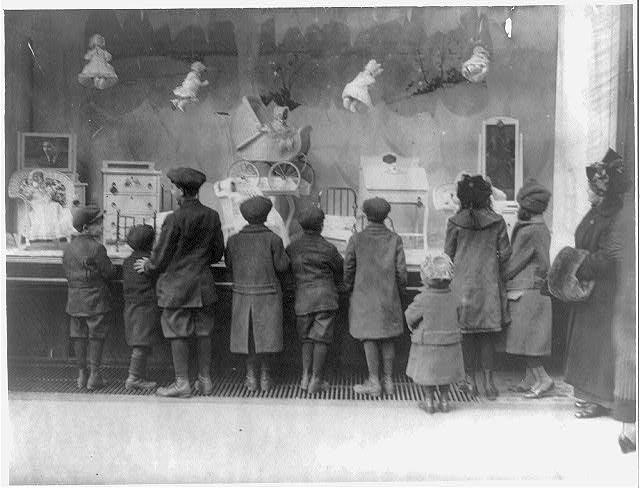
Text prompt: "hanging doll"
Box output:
[[342, 59, 384, 113], [78, 34, 118, 90], [461, 13, 492, 83], [171, 61, 209, 112]]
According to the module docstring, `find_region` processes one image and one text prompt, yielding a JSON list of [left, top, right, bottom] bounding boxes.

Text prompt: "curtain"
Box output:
[[551, 5, 622, 258]]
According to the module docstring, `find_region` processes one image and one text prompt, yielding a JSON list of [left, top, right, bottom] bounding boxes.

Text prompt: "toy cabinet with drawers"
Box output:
[[101, 161, 162, 247]]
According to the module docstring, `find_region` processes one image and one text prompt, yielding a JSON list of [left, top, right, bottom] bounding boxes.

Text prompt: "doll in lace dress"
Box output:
[[78, 34, 118, 90], [171, 62, 209, 112]]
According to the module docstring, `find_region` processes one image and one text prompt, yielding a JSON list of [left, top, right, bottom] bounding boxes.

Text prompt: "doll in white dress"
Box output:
[[78, 34, 118, 90], [171, 61, 209, 112], [25, 170, 75, 241], [342, 59, 383, 113]]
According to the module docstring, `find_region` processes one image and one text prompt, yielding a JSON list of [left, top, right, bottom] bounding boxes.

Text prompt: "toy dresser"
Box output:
[[101, 161, 162, 248]]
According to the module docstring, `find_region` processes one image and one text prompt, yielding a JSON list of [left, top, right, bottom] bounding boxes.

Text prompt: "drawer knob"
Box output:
[[147, 202, 153, 208], [147, 183, 153, 190], [110, 183, 118, 194], [111, 202, 117, 208]]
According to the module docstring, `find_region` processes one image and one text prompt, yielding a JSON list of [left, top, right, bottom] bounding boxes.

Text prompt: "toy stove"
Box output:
[[359, 154, 429, 261]]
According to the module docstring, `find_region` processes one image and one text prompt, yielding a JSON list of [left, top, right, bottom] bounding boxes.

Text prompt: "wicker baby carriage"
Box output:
[[227, 96, 313, 194]]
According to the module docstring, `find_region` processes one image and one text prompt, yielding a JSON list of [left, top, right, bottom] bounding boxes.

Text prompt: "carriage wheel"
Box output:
[[268, 161, 301, 191], [295, 154, 315, 189], [228, 160, 260, 187]]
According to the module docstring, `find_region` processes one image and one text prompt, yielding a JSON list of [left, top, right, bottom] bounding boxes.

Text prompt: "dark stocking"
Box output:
[[128, 346, 149, 379], [170, 339, 189, 381], [312, 343, 328, 380], [197, 336, 212, 378], [302, 342, 313, 379], [74, 339, 88, 369]]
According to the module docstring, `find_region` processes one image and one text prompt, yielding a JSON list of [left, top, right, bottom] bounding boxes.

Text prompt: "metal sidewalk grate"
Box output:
[[8, 363, 479, 403]]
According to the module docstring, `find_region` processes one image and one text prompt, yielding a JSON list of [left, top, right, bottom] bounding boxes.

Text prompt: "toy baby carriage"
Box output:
[[226, 96, 314, 194]]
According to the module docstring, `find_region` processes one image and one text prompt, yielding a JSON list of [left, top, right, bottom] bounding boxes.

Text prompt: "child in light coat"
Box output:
[[405, 254, 464, 413]]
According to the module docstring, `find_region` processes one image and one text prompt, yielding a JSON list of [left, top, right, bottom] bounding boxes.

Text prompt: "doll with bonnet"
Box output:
[[171, 61, 209, 112], [342, 59, 383, 113], [78, 34, 118, 90]]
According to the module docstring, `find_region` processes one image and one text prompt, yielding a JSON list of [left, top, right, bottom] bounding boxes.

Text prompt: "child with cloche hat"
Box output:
[[122, 224, 162, 391], [286, 203, 344, 394], [225, 196, 290, 392], [63, 204, 116, 390], [344, 197, 407, 397], [405, 253, 464, 413], [503, 179, 554, 398]]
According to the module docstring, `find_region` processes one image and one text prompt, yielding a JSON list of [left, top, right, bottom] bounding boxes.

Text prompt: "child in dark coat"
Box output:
[[344, 197, 407, 397], [123, 224, 161, 390], [504, 179, 554, 398], [135, 167, 225, 398], [225, 196, 290, 392], [405, 254, 464, 413], [63, 205, 116, 390], [286, 204, 344, 394]]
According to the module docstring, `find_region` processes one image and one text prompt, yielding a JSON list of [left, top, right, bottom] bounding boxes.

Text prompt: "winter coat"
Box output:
[[344, 222, 407, 340], [565, 196, 624, 405], [144, 197, 224, 308], [123, 250, 161, 347], [225, 224, 290, 354], [612, 192, 636, 422], [286, 230, 344, 316], [444, 208, 511, 333], [63, 234, 116, 316], [405, 287, 464, 385], [503, 215, 552, 356]]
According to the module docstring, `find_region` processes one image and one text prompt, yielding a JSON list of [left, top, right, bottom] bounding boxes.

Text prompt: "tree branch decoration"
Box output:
[[260, 53, 306, 111]]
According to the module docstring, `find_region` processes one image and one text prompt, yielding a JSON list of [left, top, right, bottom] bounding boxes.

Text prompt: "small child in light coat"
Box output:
[[62, 205, 116, 390], [171, 61, 209, 112], [405, 254, 464, 413], [122, 224, 162, 391]]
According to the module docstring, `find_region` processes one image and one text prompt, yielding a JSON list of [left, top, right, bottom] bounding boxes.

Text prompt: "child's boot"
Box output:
[[194, 337, 213, 395], [194, 375, 214, 395], [419, 387, 436, 414], [74, 339, 88, 389], [353, 377, 382, 396], [381, 340, 395, 396], [245, 357, 258, 392], [438, 386, 450, 413], [260, 360, 273, 392], [125, 347, 156, 390], [463, 371, 479, 397], [156, 376, 192, 398], [382, 375, 395, 396], [483, 369, 498, 401], [87, 339, 105, 390]]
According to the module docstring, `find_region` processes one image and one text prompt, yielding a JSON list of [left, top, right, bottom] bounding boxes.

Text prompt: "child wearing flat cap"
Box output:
[[405, 253, 464, 413], [122, 224, 161, 391], [63, 205, 116, 390], [504, 179, 554, 398], [135, 167, 225, 398], [225, 196, 290, 392], [445, 174, 511, 400], [286, 204, 344, 394], [344, 197, 407, 397]]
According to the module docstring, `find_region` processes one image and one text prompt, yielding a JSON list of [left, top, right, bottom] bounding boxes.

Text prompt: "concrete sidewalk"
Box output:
[[8, 391, 638, 485]]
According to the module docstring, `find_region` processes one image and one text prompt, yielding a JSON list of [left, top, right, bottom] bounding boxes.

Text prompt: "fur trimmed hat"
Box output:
[[71, 205, 104, 232], [457, 174, 492, 208], [298, 204, 324, 232], [363, 197, 391, 223], [517, 179, 551, 214], [126, 224, 155, 252], [240, 196, 272, 224], [548, 247, 595, 302], [167, 167, 206, 193]]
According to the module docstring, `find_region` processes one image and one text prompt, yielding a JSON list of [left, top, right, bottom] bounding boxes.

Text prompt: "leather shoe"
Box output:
[[524, 380, 554, 399], [382, 376, 395, 396], [619, 434, 636, 454], [307, 377, 330, 394], [87, 369, 105, 390], [260, 369, 273, 392], [77, 369, 88, 389], [575, 403, 609, 419], [353, 379, 381, 397], [418, 398, 435, 414], [194, 375, 213, 395], [156, 379, 191, 398], [125, 376, 157, 390]]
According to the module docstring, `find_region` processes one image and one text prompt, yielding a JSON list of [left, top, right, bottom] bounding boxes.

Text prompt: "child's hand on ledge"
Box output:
[[134, 257, 149, 274]]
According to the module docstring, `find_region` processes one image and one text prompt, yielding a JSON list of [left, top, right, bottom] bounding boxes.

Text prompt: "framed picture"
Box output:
[[18, 132, 76, 173]]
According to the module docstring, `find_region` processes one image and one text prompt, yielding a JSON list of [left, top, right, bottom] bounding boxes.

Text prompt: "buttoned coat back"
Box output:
[[63, 234, 115, 316], [286, 231, 344, 316], [344, 223, 407, 340], [225, 224, 290, 354], [444, 208, 511, 333], [146, 197, 224, 308]]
